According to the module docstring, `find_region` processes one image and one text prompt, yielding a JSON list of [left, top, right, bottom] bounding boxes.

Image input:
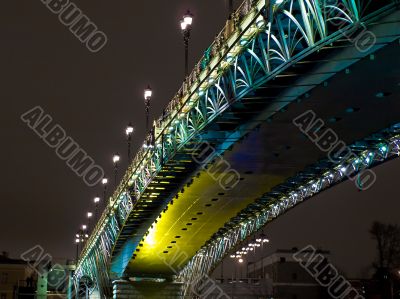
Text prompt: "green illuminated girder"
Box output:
[[177, 126, 400, 296], [74, 0, 397, 296]]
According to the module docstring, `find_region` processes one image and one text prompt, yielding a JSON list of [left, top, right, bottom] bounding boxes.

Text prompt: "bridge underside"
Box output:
[[126, 21, 400, 277]]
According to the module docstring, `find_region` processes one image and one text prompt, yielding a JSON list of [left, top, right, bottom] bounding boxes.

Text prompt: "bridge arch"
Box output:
[[73, 0, 400, 297]]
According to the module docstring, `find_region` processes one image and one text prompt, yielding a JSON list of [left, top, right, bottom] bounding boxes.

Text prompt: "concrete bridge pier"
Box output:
[[112, 280, 185, 299]]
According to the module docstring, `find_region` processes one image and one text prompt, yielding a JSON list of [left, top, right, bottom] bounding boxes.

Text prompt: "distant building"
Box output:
[[0, 251, 35, 299], [0, 251, 74, 299], [247, 248, 331, 299], [208, 248, 332, 299]]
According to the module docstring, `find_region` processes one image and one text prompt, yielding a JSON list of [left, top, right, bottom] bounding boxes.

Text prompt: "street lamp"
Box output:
[[180, 10, 194, 77], [94, 196, 100, 222], [144, 86, 152, 134], [126, 123, 134, 160], [261, 234, 269, 243], [75, 238, 80, 260], [113, 153, 120, 185], [101, 178, 108, 207], [87, 212, 93, 232]]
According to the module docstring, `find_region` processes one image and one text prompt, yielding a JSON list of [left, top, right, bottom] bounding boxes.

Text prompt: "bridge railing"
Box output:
[[74, 0, 400, 294], [77, 0, 269, 284], [160, 0, 255, 122], [76, 0, 267, 267]]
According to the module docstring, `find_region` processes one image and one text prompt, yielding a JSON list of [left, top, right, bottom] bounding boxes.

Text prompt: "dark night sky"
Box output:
[[1, 0, 399, 279]]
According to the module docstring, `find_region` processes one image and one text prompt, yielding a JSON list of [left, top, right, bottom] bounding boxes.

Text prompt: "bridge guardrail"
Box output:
[[76, 0, 266, 267], [75, 0, 398, 293]]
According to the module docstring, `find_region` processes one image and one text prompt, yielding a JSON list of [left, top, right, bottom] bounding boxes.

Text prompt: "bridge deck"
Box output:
[[128, 15, 400, 276], [74, 1, 400, 294]]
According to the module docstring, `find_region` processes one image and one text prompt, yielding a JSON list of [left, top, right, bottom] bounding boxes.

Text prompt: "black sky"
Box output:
[[1, 0, 399, 278], [1, 0, 228, 260]]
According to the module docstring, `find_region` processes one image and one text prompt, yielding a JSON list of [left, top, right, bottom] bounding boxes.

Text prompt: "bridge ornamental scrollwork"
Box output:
[[74, 0, 397, 296]]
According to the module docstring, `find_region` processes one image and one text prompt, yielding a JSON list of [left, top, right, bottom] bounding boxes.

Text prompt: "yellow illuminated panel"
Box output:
[[127, 169, 284, 276]]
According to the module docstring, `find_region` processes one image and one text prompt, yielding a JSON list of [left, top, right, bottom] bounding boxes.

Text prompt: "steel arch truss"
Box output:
[[177, 123, 400, 296], [74, 0, 397, 295], [74, 193, 133, 297]]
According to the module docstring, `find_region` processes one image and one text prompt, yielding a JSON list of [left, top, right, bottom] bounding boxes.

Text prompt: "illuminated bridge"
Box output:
[[73, 0, 400, 297]]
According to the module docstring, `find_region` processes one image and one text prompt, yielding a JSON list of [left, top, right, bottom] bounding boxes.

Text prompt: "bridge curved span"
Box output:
[[74, 0, 400, 296], [177, 123, 400, 295]]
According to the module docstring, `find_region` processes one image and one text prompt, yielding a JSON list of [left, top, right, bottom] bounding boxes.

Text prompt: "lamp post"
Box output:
[[87, 212, 93, 232], [126, 123, 134, 160], [144, 86, 152, 134], [112, 153, 120, 185], [229, 0, 234, 17], [256, 232, 269, 278], [75, 236, 80, 261], [101, 178, 108, 208], [94, 196, 100, 222], [238, 258, 244, 280], [180, 10, 194, 77], [80, 225, 87, 248]]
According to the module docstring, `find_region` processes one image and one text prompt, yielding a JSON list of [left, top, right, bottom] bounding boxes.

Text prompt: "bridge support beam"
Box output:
[[112, 280, 185, 299]]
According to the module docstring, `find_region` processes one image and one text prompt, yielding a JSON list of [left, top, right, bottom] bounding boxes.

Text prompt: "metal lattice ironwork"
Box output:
[[177, 123, 400, 296], [74, 0, 398, 296]]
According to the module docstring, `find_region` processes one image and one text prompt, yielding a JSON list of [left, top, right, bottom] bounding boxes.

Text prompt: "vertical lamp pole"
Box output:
[[229, 0, 234, 17], [75, 236, 80, 261], [87, 212, 93, 232], [101, 178, 108, 208], [126, 123, 134, 160], [238, 258, 244, 280], [260, 232, 269, 278], [144, 86, 152, 134], [94, 196, 100, 222], [113, 153, 120, 186], [81, 225, 87, 248], [180, 11, 194, 77]]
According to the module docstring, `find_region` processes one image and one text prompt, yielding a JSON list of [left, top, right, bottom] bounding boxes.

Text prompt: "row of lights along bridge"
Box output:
[[74, 2, 238, 259], [73, 10, 192, 259]]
